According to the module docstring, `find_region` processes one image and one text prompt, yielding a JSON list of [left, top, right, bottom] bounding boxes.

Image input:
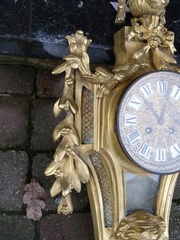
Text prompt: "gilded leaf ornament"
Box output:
[[44, 30, 92, 214]]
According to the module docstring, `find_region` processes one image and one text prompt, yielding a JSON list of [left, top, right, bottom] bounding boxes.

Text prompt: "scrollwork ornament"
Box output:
[[110, 211, 167, 240]]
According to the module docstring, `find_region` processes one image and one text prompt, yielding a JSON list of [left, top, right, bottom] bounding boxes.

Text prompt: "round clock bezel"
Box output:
[[116, 70, 180, 174]]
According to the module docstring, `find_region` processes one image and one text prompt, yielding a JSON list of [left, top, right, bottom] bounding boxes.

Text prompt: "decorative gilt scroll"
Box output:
[[110, 211, 166, 240], [45, 1, 179, 239]]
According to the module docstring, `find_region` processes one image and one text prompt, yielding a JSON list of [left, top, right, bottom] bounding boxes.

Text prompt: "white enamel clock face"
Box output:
[[117, 71, 180, 174]]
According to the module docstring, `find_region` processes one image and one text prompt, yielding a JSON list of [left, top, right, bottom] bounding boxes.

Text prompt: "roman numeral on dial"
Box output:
[[127, 130, 141, 145], [140, 83, 153, 98], [157, 81, 168, 94], [170, 85, 180, 101], [138, 143, 152, 159], [170, 143, 180, 158], [156, 149, 166, 161], [124, 114, 137, 126], [128, 95, 142, 110]]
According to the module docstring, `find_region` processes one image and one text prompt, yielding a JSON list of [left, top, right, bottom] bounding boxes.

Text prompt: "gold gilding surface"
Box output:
[[45, 1, 179, 239], [111, 211, 166, 240]]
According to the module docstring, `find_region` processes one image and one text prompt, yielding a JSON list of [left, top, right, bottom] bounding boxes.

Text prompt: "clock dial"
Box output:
[[117, 71, 180, 174]]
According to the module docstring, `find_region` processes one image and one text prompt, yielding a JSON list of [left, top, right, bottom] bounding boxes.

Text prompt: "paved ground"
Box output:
[[0, 63, 179, 239]]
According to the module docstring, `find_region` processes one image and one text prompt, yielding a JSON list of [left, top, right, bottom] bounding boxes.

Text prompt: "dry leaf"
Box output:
[[23, 179, 46, 221]]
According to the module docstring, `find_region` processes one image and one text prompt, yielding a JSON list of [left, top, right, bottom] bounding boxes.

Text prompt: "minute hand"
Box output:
[[143, 97, 159, 120], [159, 93, 169, 120]]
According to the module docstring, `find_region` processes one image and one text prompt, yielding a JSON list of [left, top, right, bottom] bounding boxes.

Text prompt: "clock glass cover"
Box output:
[[117, 71, 180, 174]]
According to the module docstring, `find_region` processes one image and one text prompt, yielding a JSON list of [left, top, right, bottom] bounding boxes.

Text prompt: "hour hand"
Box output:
[[143, 98, 159, 120]]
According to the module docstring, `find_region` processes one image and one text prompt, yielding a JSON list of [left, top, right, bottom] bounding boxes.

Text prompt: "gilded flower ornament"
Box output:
[[66, 30, 92, 57], [58, 194, 73, 215], [129, 17, 177, 69]]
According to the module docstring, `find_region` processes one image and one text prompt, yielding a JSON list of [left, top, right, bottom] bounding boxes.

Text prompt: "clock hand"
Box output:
[[158, 98, 168, 125], [142, 97, 159, 121], [159, 91, 170, 121]]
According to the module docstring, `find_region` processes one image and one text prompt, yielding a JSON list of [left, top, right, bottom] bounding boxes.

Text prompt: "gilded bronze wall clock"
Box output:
[[117, 71, 180, 174], [45, 1, 180, 239]]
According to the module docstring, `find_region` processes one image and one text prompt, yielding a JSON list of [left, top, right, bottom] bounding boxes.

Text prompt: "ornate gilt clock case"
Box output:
[[45, 1, 180, 239]]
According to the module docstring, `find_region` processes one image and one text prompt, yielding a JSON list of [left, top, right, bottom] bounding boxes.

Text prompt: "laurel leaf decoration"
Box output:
[[75, 157, 90, 184], [52, 118, 70, 142], [50, 177, 62, 197], [54, 140, 69, 162], [45, 148, 89, 195], [52, 62, 68, 75], [67, 149, 90, 184], [45, 31, 92, 215], [44, 160, 61, 176], [53, 98, 63, 118], [53, 82, 78, 115], [53, 119, 80, 145], [61, 176, 73, 197]]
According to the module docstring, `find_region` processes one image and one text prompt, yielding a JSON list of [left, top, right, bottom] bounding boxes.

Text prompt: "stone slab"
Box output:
[[0, 0, 30, 37], [0, 151, 29, 210], [169, 202, 180, 240], [0, 1, 179, 63], [31, 0, 118, 47], [166, 0, 180, 53], [0, 38, 30, 57], [173, 176, 180, 200], [31, 0, 180, 56]]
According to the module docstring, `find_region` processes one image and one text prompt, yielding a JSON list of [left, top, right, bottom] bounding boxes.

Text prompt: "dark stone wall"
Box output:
[[0, 0, 179, 63]]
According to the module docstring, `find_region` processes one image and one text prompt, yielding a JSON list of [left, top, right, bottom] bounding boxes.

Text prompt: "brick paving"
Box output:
[[0, 65, 35, 95], [39, 213, 93, 240], [36, 70, 64, 98], [0, 64, 179, 239], [0, 96, 29, 149], [31, 98, 61, 151], [0, 214, 35, 240], [0, 151, 29, 211]]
